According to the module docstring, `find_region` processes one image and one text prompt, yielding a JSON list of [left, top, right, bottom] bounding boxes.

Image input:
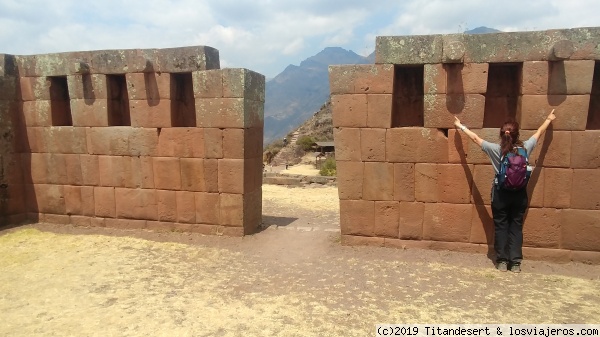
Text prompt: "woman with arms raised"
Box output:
[[453, 109, 556, 273]]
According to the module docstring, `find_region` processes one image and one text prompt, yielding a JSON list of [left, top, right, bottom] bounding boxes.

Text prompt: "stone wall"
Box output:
[[329, 27, 600, 263], [0, 47, 264, 236]]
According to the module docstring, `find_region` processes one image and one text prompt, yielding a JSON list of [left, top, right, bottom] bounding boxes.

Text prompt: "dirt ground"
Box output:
[[1, 185, 599, 337]]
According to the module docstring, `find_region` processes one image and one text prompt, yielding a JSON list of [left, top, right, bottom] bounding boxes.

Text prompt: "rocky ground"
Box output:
[[1, 185, 599, 337]]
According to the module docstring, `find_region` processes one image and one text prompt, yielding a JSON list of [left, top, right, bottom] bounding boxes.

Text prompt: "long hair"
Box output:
[[500, 121, 522, 156]]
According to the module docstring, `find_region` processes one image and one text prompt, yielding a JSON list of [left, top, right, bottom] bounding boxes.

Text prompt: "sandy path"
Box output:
[[1, 185, 599, 336]]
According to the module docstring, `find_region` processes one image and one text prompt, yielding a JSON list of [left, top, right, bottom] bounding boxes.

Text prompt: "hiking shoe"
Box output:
[[510, 264, 521, 273], [496, 261, 508, 272]]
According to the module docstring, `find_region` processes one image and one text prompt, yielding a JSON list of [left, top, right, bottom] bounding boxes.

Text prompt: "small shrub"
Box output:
[[319, 157, 336, 176], [296, 135, 315, 151]]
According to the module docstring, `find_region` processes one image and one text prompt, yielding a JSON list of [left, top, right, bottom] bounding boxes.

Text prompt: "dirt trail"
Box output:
[[1, 185, 599, 337]]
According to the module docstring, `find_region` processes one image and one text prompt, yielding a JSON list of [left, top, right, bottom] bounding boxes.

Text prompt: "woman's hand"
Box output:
[[453, 116, 462, 128], [546, 109, 556, 121]]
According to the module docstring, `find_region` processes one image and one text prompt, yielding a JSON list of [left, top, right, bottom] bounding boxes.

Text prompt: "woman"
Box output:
[[453, 109, 556, 273]]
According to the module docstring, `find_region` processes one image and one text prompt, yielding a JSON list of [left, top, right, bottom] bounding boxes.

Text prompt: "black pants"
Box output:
[[491, 187, 528, 265]]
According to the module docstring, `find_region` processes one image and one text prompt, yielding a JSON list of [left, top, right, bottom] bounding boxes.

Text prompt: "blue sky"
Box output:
[[1, 0, 599, 78]]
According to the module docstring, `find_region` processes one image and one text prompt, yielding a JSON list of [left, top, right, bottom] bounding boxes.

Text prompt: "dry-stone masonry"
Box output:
[[329, 27, 600, 263], [0, 46, 264, 236]]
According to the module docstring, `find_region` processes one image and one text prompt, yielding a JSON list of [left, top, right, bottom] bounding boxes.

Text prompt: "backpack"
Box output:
[[496, 147, 531, 191]]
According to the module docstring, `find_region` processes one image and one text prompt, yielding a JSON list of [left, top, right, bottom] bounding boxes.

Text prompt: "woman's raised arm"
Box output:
[[532, 109, 557, 141], [454, 116, 484, 147]]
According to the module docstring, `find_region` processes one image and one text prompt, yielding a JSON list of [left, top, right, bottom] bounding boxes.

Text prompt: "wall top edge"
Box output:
[[375, 26, 600, 64], [1, 45, 222, 77]]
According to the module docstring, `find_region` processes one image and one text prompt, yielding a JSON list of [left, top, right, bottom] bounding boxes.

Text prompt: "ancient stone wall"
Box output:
[[0, 47, 264, 236], [329, 27, 600, 263]]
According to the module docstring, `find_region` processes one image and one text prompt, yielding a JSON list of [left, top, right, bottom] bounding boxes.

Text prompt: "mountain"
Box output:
[[264, 47, 372, 144], [465, 26, 501, 34]]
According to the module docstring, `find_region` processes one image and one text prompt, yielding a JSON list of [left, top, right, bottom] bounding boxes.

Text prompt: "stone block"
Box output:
[[0, 54, 17, 77], [94, 186, 116, 218], [560, 209, 600, 251], [367, 94, 392, 128], [220, 193, 243, 226], [571, 169, 600, 210], [3, 184, 26, 215], [331, 94, 368, 128], [156, 190, 177, 222], [521, 247, 571, 263], [222, 128, 244, 159], [64, 185, 95, 216], [571, 250, 600, 264], [545, 60, 595, 95], [41, 126, 88, 154], [530, 130, 571, 168], [222, 68, 265, 102], [195, 192, 220, 225], [393, 163, 415, 202], [360, 128, 386, 162], [195, 97, 261, 128], [527, 168, 545, 208], [543, 168, 572, 208], [340, 199, 375, 236], [129, 99, 172, 128], [153, 157, 181, 190], [41, 214, 70, 224], [192, 69, 223, 98], [243, 189, 262, 234], [570, 131, 600, 169], [470, 205, 494, 244], [448, 129, 469, 163], [398, 202, 424, 240], [104, 218, 147, 230], [386, 128, 448, 163], [424, 64, 446, 94], [423, 203, 472, 242], [98, 156, 127, 187], [445, 63, 489, 94], [0, 101, 19, 128], [329, 64, 394, 95], [336, 161, 363, 200], [423, 94, 485, 128], [218, 159, 244, 194], [22, 101, 52, 127], [341, 235, 385, 247], [80, 155, 100, 186], [374, 201, 400, 238], [243, 157, 263, 193], [125, 72, 170, 100], [471, 164, 494, 205], [376, 35, 443, 64], [203, 128, 223, 159], [67, 74, 108, 100], [19, 76, 51, 101], [128, 156, 155, 189], [362, 162, 394, 201], [87, 127, 158, 156], [64, 154, 83, 186], [157, 127, 204, 158], [333, 128, 361, 161], [155, 46, 220, 73], [115, 188, 157, 220], [70, 99, 109, 127], [522, 208, 561, 248], [31, 184, 65, 214], [176, 191, 196, 223], [519, 95, 589, 131], [441, 35, 465, 63], [415, 163, 473, 204], [70, 215, 92, 227], [180, 158, 218, 192]]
